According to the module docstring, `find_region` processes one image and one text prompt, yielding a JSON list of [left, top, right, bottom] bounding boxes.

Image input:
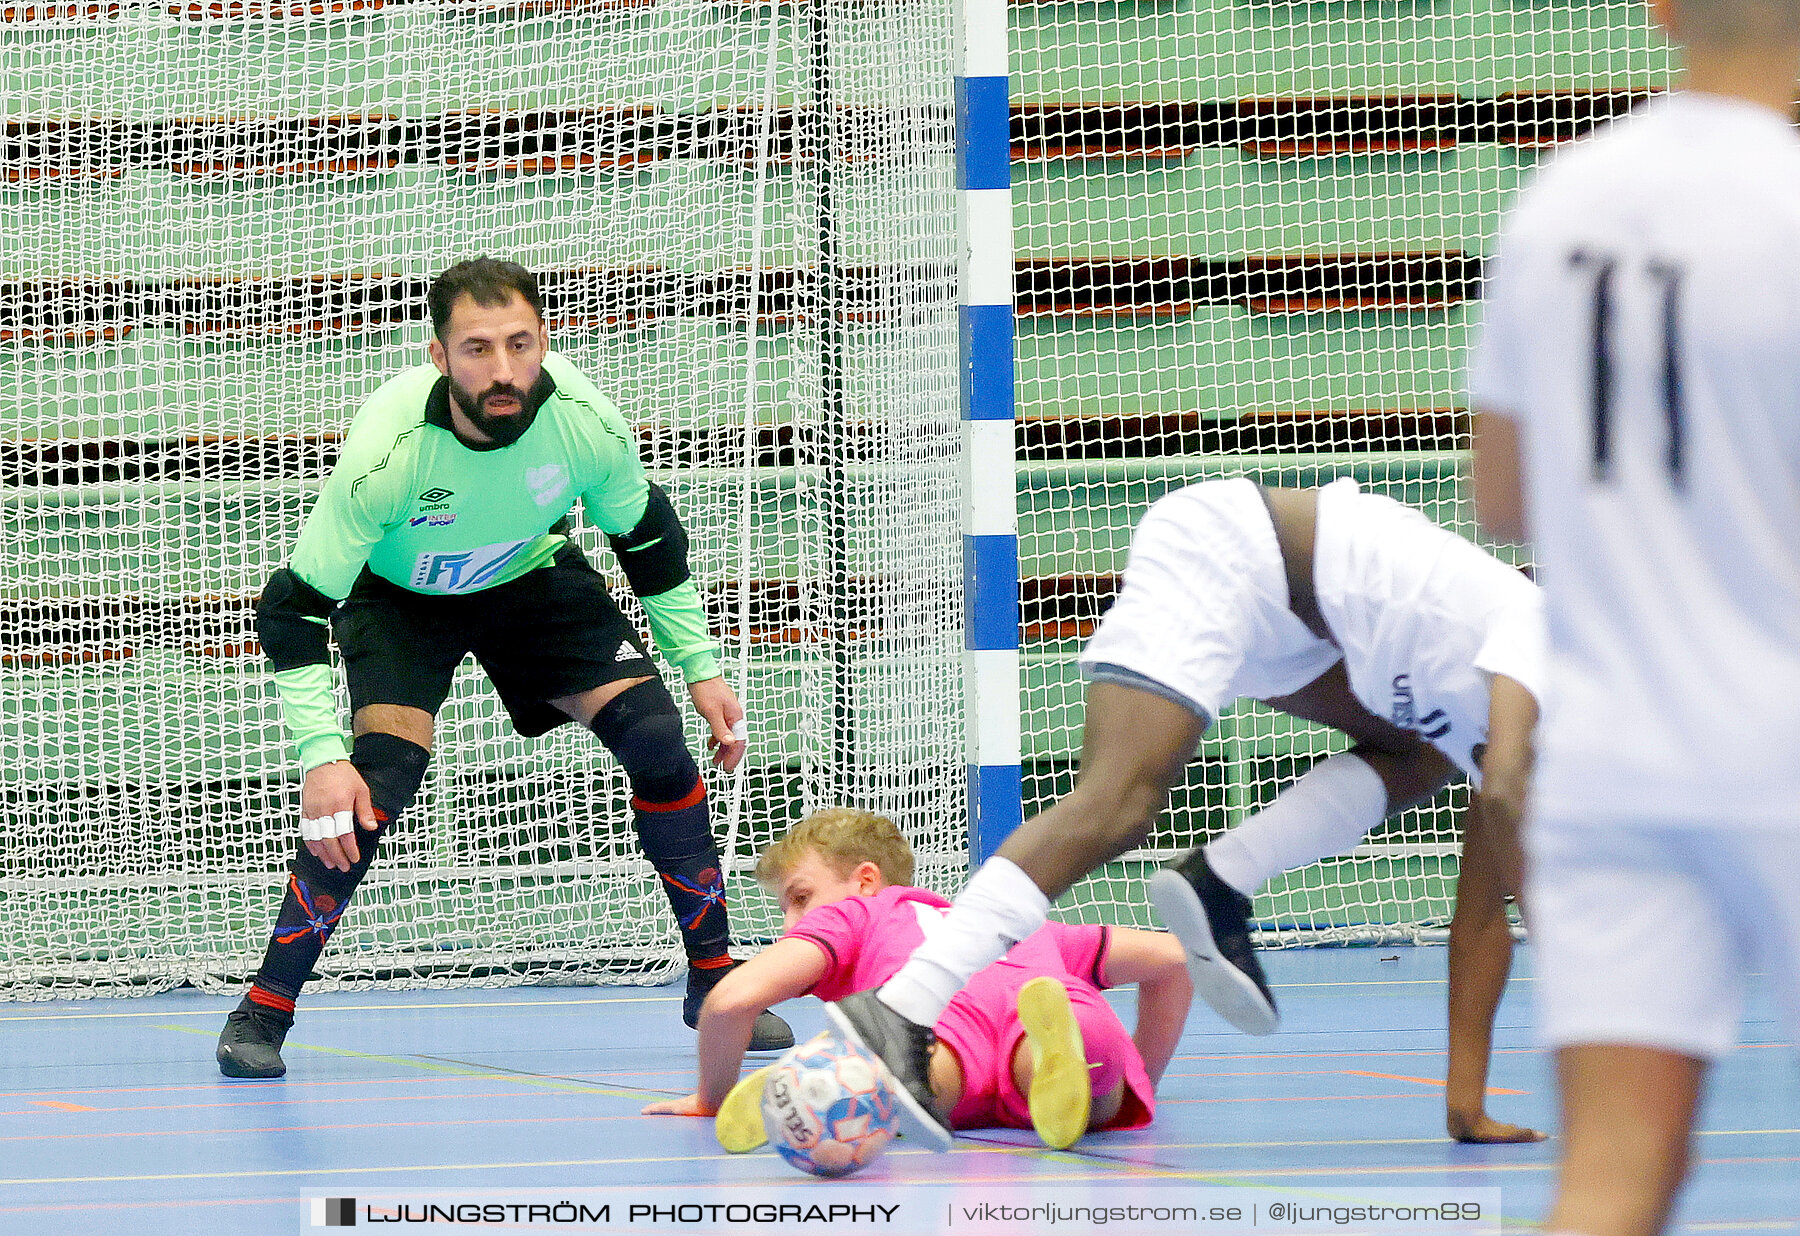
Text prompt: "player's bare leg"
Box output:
[[1445, 804, 1542, 1143], [1549, 1044, 1704, 1236], [1155, 662, 1456, 1034], [1265, 663, 1454, 799], [996, 681, 1207, 896], [354, 703, 434, 747]]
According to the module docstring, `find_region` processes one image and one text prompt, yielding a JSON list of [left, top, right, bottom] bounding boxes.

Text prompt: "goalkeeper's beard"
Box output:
[[449, 378, 545, 447]]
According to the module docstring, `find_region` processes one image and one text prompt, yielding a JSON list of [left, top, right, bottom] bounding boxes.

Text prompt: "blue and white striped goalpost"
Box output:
[[956, 0, 1021, 865]]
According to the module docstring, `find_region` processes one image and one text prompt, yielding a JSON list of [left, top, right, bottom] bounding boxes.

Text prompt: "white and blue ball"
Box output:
[[761, 1032, 901, 1177]]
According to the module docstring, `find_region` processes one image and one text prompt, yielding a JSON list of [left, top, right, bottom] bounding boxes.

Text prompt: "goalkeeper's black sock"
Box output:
[[590, 681, 733, 965], [246, 733, 429, 1009], [588, 686, 792, 1052], [249, 863, 372, 1011], [636, 776, 732, 965]]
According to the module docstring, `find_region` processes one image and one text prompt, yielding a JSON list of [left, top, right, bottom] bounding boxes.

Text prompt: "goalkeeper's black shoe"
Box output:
[[217, 997, 293, 1079], [826, 990, 953, 1151], [685, 960, 795, 1053], [1149, 846, 1279, 1036]]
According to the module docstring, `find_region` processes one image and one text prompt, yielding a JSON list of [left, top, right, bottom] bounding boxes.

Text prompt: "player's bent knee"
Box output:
[[350, 731, 432, 822], [1069, 776, 1168, 850], [1349, 746, 1444, 814], [290, 732, 431, 894], [554, 675, 655, 728], [590, 678, 700, 804], [352, 704, 434, 751]]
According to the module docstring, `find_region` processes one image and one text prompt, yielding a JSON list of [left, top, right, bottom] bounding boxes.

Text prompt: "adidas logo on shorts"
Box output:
[[614, 645, 639, 663]]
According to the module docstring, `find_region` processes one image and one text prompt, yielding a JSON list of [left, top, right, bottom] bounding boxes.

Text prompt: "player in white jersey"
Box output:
[[1471, 0, 1800, 1228], [830, 476, 1548, 1147]]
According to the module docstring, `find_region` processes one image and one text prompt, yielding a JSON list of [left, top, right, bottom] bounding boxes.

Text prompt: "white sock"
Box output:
[[878, 857, 1050, 1027], [1203, 752, 1389, 897]]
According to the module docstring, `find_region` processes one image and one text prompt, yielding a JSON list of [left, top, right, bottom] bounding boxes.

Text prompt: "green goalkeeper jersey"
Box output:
[[273, 351, 719, 769]]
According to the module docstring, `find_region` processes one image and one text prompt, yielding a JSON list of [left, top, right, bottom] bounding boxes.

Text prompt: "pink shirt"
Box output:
[[789, 886, 1111, 1002], [786, 885, 1154, 1131]]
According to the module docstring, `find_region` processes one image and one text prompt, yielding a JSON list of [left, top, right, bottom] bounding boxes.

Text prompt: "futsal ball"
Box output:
[[761, 1031, 901, 1178]]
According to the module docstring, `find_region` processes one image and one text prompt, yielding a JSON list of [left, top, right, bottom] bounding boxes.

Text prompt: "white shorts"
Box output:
[[1527, 818, 1800, 1061], [1079, 479, 1342, 726]]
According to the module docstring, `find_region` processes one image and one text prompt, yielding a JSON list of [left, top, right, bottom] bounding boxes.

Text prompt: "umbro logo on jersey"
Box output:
[[418, 488, 454, 504]]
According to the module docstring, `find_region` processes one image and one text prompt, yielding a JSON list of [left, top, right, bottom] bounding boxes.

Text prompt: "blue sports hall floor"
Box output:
[[1, 946, 1794, 1235]]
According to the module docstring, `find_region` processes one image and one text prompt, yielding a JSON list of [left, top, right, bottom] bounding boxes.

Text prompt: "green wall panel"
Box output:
[[1018, 307, 1476, 420], [1017, 147, 1524, 259], [1013, 0, 1673, 103]]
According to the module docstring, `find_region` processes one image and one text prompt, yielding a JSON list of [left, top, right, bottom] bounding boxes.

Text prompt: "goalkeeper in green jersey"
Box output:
[[216, 258, 794, 1078]]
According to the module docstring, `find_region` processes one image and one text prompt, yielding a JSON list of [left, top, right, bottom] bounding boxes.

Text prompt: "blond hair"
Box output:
[[755, 807, 916, 889]]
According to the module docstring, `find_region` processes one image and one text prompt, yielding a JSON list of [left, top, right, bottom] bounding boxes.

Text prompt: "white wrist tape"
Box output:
[[300, 812, 356, 842], [731, 719, 748, 742]]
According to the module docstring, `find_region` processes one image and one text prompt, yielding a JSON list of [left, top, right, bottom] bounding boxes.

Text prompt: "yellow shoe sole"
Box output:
[[1018, 976, 1089, 1150], [715, 1065, 773, 1153]]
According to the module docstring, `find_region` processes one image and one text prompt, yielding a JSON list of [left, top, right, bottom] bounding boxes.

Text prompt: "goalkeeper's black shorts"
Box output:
[[332, 541, 656, 737]]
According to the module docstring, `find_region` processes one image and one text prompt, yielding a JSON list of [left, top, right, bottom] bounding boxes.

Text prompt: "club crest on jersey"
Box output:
[[1390, 674, 1451, 740], [525, 464, 567, 508]]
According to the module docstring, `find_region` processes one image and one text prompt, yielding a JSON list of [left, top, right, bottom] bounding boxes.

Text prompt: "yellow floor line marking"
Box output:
[[0, 995, 680, 1024], [1045, 1129, 1796, 1151], [1272, 977, 1535, 988], [27, 1101, 97, 1112], [152, 1024, 662, 1100], [1341, 1068, 1527, 1096], [0, 1146, 953, 1187]]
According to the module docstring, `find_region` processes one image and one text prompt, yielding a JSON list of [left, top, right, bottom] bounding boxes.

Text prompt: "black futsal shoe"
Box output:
[[216, 997, 293, 1079], [685, 960, 796, 1053], [826, 990, 953, 1151], [1149, 846, 1280, 1036]]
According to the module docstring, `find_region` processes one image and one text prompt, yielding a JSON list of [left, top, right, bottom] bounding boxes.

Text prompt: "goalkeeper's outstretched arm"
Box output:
[[255, 566, 381, 873], [601, 481, 747, 770]]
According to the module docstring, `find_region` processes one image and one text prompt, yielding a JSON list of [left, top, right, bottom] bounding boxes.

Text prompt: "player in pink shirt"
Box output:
[[643, 807, 1194, 1149]]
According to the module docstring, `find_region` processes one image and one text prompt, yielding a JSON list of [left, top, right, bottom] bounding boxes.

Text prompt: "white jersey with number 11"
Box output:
[[1470, 91, 1800, 826]]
